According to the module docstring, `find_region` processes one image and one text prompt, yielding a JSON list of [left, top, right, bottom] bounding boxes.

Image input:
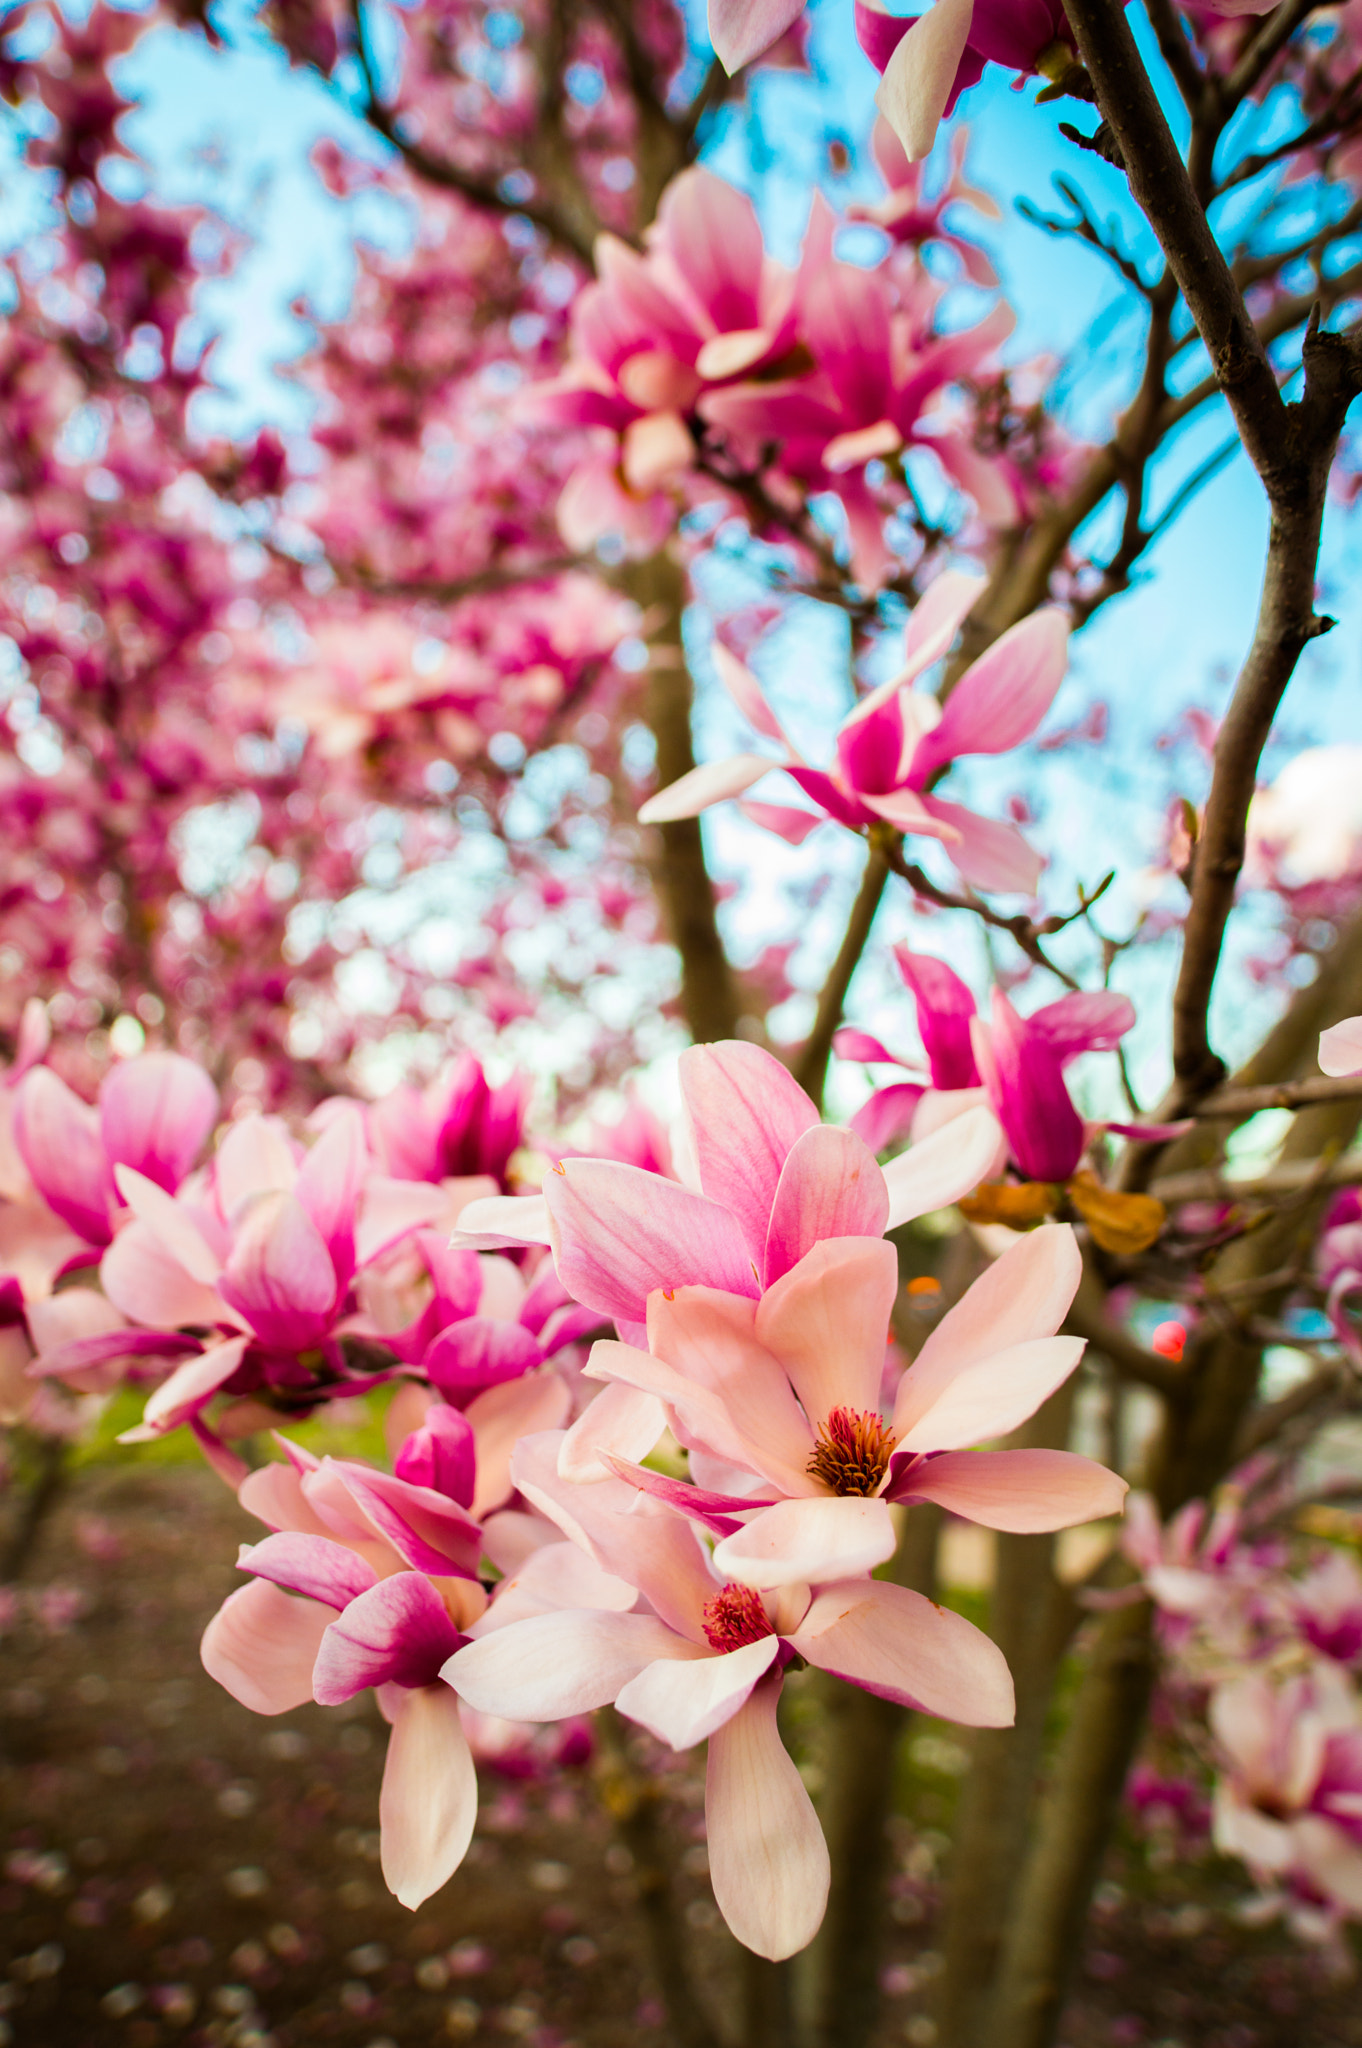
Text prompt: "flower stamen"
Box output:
[[702, 1583, 774, 1653], [806, 1405, 897, 1497]]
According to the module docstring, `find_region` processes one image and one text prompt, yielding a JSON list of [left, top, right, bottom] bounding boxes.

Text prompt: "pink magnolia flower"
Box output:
[[638, 575, 1068, 894], [970, 984, 1137, 1181], [446, 1430, 1015, 1959], [841, 946, 1135, 1177], [576, 1225, 1124, 1588], [1288, 1551, 1362, 1669], [365, 1053, 530, 1192], [13, 1051, 219, 1248], [855, 0, 1077, 163], [200, 1389, 591, 1910], [1211, 1666, 1362, 1918], [845, 120, 1001, 285], [529, 166, 798, 545], [697, 206, 1019, 576], [451, 1039, 1003, 1332]]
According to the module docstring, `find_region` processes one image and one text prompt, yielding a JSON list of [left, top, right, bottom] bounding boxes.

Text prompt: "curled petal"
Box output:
[[708, 0, 807, 70], [313, 1572, 462, 1703], [874, 0, 974, 162], [239, 1531, 377, 1607]]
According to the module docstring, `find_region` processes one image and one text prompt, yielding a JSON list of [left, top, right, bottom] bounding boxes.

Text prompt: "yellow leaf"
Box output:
[[958, 1180, 1062, 1230], [1067, 1172, 1165, 1254]]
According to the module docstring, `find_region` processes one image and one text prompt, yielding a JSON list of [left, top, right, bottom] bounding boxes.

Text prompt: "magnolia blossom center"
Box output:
[[807, 1405, 898, 1498], [702, 1582, 774, 1653]]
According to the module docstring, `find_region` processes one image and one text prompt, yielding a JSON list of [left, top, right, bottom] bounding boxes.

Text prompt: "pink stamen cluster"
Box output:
[[702, 1583, 774, 1652], [807, 1405, 898, 1498]]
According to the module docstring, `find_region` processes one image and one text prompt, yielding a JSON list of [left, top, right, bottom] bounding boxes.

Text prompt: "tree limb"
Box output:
[[793, 846, 889, 1109]]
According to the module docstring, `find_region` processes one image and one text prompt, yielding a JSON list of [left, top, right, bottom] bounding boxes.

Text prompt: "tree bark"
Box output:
[[984, 1092, 1362, 2048], [934, 1383, 1080, 2048], [627, 550, 742, 1045], [807, 1504, 943, 2048]]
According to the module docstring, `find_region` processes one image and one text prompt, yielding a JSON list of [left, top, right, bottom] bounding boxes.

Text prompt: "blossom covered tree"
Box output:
[[6, 0, 1362, 2043]]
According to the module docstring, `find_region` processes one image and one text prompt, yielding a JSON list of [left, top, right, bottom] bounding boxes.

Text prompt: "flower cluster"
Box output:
[[182, 1039, 1129, 1951], [1126, 1491, 1362, 1934]]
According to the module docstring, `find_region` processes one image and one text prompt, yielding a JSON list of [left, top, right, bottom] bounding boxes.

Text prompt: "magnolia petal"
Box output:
[[424, 1316, 543, 1395], [894, 1335, 1087, 1454], [762, 1127, 889, 1285], [477, 1540, 638, 1630], [712, 1496, 898, 1589], [914, 608, 1069, 779], [602, 1455, 771, 1537], [755, 1236, 897, 1424], [379, 1685, 477, 1910], [444, 1609, 684, 1719], [100, 1215, 225, 1330], [238, 1531, 377, 1607], [128, 1335, 249, 1437], [543, 1159, 758, 1323], [1321, 1016, 1362, 1078], [557, 1381, 668, 1483], [465, 1371, 572, 1519], [891, 1448, 1128, 1530], [99, 1052, 219, 1194], [923, 798, 1042, 895], [14, 1067, 116, 1245], [881, 1104, 1003, 1227], [708, 0, 807, 70], [617, 1636, 779, 1749], [447, 1191, 552, 1253], [201, 1578, 332, 1714], [894, 1222, 1081, 1438], [638, 753, 775, 824], [642, 1297, 816, 1492], [874, 0, 974, 162], [313, 1572, 462, 1703], [706, 1677, 830, 1959], [679, 1041, 819, 1264], [711, 641, 791, 746], [215, 1114, 298, 1219], [789, 1578, 1014, 1725], [584, 1336, 776, 1485]]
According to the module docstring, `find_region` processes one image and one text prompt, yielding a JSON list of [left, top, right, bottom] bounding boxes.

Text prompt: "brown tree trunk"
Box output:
[[626, 550, 742, 1046], [933, 1383, 1081, 2048]]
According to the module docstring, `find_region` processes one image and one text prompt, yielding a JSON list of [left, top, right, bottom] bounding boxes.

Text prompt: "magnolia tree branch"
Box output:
[[793, 847, 890, 1109], [1061, 0, 1362, 1108]]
